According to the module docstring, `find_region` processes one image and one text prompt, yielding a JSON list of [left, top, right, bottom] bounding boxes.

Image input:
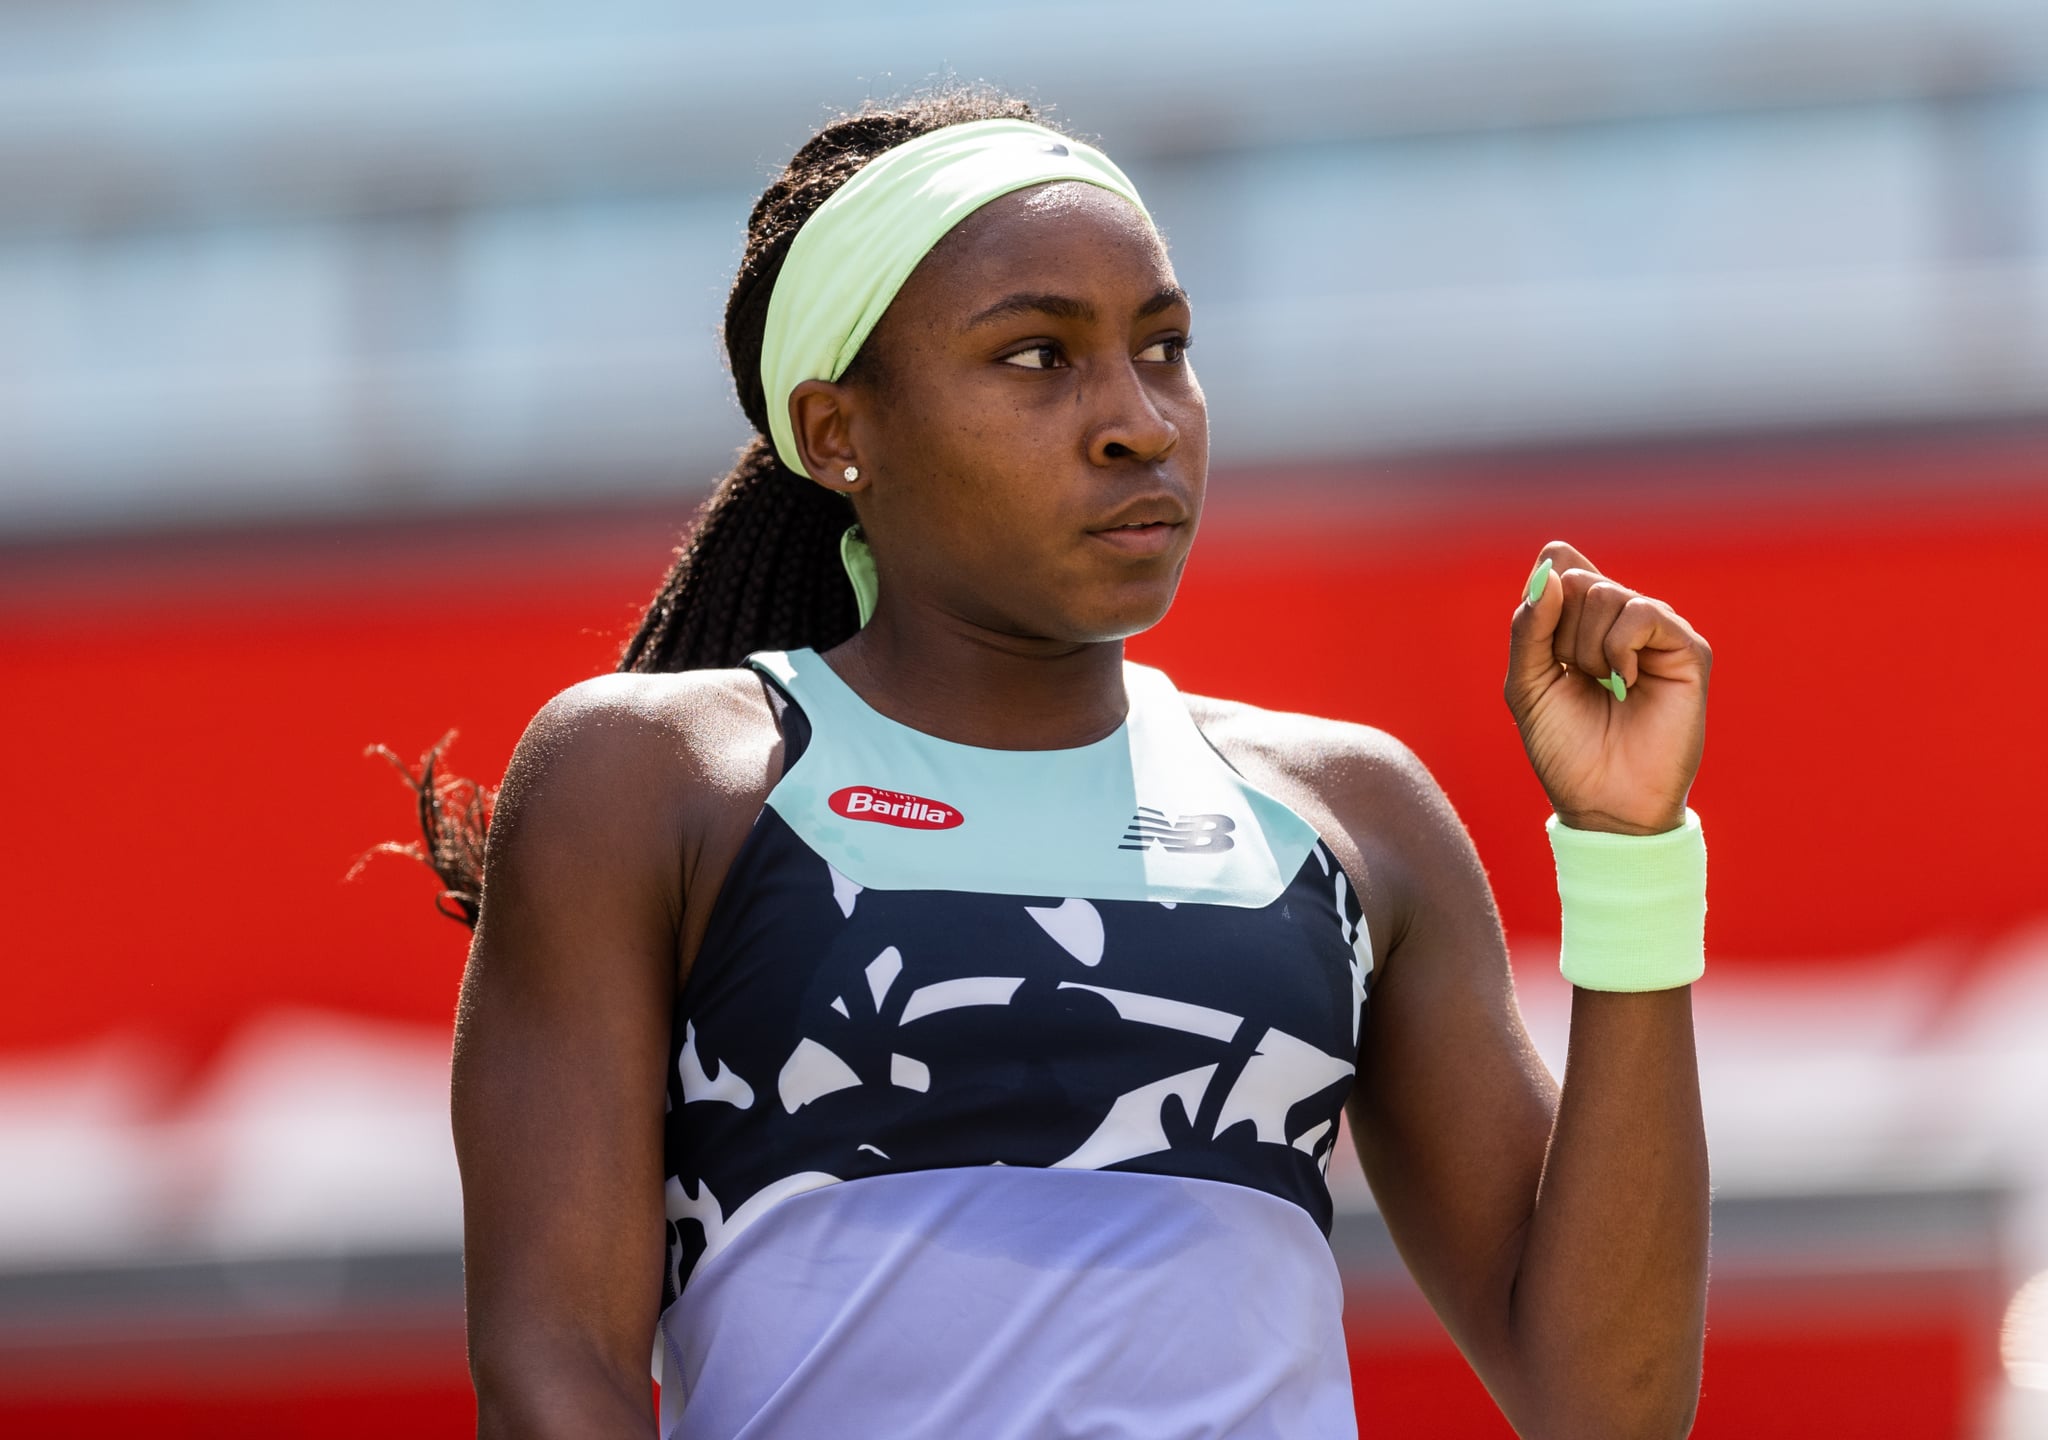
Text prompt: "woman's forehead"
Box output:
[[915, 182, 1174, 310]]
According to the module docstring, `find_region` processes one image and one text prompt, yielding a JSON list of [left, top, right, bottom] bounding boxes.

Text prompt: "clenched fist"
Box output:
[[1506, 540, 1711, 836]]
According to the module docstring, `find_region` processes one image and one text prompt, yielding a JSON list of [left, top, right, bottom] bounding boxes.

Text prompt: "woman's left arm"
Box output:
[[1343, 539, 1710, 1440]]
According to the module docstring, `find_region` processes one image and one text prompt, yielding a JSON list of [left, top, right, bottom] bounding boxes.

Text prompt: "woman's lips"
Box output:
[[1087, 521, 1181, 557]]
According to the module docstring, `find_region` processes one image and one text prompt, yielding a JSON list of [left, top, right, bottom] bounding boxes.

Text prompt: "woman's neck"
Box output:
[[825, 613, 1129, 752]]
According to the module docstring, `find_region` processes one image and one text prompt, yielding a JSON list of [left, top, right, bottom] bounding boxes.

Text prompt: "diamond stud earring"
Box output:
[[842, 465, 860, 484]]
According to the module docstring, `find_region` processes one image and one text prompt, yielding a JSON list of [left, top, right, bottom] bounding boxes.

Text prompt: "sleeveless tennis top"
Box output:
[[655, 648, 1376, 1439]]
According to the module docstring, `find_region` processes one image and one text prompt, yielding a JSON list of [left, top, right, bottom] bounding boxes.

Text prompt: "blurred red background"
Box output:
[[2, 431, 2037, 1436]]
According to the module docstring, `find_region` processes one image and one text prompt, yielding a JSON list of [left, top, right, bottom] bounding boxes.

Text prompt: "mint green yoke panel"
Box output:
[[750, 649, 1322, 908]]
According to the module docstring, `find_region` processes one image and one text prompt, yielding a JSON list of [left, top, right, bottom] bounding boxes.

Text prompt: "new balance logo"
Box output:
[[1119, 808, 1235, 853]]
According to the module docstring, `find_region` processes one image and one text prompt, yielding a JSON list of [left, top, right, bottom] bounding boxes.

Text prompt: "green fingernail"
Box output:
[[1523, 558, 1553, 606], [1599, 670, 1629, 702]]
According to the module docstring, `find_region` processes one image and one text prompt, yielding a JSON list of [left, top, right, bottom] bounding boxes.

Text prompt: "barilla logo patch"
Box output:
[[829, 786, 964, 830]]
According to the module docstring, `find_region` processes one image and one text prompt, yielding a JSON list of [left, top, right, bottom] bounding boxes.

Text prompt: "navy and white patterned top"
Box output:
[[655, 648, 1374, 1439]]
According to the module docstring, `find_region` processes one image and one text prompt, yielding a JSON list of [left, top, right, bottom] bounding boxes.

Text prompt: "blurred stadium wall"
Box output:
[[3, 4, 2047, 1436]]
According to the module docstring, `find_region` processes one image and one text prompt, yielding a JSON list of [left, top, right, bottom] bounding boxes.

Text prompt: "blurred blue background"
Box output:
[[6, 0, 2047, 534]]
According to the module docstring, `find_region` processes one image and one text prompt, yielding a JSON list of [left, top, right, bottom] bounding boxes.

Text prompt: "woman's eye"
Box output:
[[1138, 337, 1189, 363], [1002, 344, 1063, 370]]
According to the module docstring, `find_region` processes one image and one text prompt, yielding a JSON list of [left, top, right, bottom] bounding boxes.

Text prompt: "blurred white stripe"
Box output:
[[5, 938, 2045, 1268]]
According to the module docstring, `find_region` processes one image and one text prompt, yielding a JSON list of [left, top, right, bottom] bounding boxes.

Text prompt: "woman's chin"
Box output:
[[1054, 585, 1183, 645]]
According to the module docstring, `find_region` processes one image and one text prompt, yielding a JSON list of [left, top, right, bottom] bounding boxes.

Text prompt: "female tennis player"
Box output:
[[420, 90, 1711, 1439]]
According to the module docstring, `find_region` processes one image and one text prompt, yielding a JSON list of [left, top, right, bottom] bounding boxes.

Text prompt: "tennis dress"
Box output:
[[654, 648, 1376, 1439]]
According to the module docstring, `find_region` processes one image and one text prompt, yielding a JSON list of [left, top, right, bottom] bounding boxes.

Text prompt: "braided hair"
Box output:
[[376, 86, 1055, 925]]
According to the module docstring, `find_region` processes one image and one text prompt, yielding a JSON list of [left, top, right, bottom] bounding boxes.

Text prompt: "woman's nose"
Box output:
[[1087, 358, 1180, 466]]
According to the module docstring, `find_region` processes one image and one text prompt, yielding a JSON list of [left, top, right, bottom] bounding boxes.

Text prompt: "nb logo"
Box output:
[[1119, 808, 1235, 853]]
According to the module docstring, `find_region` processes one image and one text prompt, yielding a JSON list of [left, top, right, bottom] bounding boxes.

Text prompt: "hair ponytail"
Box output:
[[619, 436, 858, 674], [375, 85, 1049, 926]]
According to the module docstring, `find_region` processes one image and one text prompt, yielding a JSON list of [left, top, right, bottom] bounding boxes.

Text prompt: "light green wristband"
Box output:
[[1547, 809, 1707, 992]]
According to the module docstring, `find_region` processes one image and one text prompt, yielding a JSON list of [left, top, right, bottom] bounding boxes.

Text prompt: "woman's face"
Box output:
[[808, 180, 1208, 646]]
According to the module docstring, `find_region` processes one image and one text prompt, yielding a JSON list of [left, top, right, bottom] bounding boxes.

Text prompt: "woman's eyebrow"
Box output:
[[962, 291, 1094, 330], [961, 284, 1189, 333], [1136, 284, 1189, 319]]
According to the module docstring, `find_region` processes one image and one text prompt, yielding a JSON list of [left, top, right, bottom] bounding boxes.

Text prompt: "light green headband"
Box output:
[[759, 117, 1153, 477]]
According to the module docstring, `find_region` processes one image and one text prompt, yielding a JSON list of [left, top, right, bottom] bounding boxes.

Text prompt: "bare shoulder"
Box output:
[[1179, 691, 1445, 824], [500, 667, 779, 818], [1181, 691, 1476, 955], [483, 666, 786, 914]]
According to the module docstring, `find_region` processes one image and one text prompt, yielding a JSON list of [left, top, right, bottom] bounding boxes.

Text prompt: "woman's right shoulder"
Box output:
[[493, 667, 783, 848], [523, 667, 775, 755]]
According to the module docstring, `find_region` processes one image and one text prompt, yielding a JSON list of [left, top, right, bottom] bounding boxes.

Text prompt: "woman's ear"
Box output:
[[788, 380, 870, 494]]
